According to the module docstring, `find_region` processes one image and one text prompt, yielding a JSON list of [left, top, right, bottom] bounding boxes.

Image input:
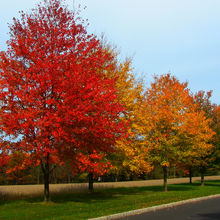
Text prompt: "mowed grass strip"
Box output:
[[0, 180, 220, 220]]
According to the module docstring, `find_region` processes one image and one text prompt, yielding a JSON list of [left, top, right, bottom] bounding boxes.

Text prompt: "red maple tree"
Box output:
[[0, 0, 127, 201], [73, 150, 112, 191]]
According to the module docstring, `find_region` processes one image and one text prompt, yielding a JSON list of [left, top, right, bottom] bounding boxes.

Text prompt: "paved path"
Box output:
[[120, 196, 220, 220]]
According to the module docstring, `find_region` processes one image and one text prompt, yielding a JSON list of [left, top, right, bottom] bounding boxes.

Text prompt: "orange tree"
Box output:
[[177, 107, 215, 186], [138, 74, 214, 191], [189, 91, 217, 185], [212, 105, 220, 169]]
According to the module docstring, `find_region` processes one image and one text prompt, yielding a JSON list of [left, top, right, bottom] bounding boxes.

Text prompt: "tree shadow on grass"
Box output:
[[27, 184, 196, 204], [201, 180, 220, 187], [0, 183, 198, 205], [167, 183, 195, 191]]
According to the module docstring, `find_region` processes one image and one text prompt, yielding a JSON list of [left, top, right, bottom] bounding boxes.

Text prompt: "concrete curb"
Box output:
[[89, 194, 220, 220]]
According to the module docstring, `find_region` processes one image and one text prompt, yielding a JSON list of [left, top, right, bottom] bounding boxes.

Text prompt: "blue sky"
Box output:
[[0, 0, 219, 104]]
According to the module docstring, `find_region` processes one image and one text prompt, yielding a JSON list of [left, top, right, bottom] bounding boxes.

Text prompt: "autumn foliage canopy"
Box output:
[[0, 0, 127, 200], [0, 0, 219, 197]]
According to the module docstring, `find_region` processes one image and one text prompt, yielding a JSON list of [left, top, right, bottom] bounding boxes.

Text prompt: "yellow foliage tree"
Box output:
[[110, 60, 153, 176], [101, 42, 153, 176]]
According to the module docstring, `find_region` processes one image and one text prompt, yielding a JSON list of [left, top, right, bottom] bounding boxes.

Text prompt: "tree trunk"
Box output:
[[201, 168, 205, 187], [163, 166, 168, 192], [189, 167, 192, 184], [88, 172, 94, 192], [173, 166, 176, 178], [37, 166, 40, 184], [67, 171, 71, 183], [44, 167, 50, 202], [41, 153, 51, 202]]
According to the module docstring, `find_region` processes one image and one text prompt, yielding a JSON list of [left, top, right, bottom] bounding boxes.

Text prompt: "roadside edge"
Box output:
[[89, 194, 220, 220]]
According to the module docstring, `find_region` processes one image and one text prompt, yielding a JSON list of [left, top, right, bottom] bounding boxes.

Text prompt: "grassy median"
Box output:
[[0, 180, 220, 219]]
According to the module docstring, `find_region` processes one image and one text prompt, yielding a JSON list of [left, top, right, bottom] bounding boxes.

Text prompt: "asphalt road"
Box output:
[[120, 197, 220, 220]]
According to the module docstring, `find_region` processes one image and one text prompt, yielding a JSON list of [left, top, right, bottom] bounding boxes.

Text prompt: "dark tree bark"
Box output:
[[41, 153, 51, 202], [189, 167, 192, 184], [88, 172, 94, 192], [201, 167, 205, 187], [173, 166, 176, 178], [37, 166, 40, 184], [67, 172, 71, 183], [44, 167, 50, 202], [163, 166, 168, 192]]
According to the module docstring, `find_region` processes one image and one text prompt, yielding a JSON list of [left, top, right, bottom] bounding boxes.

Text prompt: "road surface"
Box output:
[[120, 197, 220, 220]]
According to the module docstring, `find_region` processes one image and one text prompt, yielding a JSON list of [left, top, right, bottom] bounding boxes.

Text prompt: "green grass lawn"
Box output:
[[0, 180, 220, 220]]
